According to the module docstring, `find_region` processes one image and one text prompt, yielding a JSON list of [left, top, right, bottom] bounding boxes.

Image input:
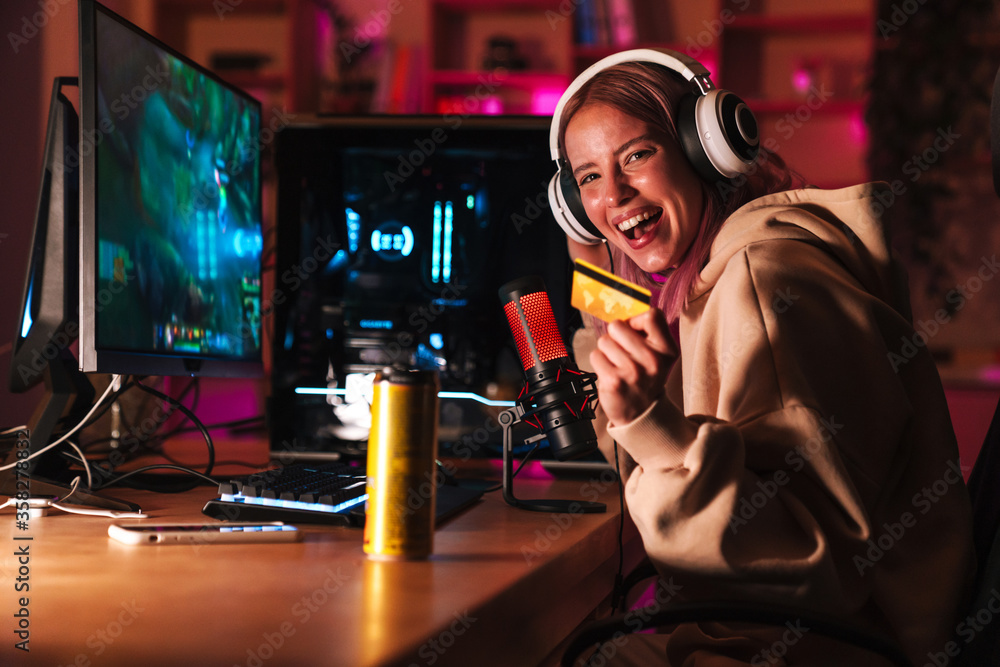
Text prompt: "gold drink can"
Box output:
[[363, 367, 440, 560]]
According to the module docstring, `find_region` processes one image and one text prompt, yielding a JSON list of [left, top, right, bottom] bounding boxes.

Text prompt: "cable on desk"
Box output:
[[83, 376, 196, 460], [63, 439, 93, 490], [83, 415, 265, 467], [154, 414, 266, 442], [76, 375, 135, 435], [0, 375, 121, 473], [59, 445, 223, 493], [132, 377, 216, 478], [141, 377, 202, 447], [64, 377, 218, 494], [95, 463, 220, 491], [0, 477, 146, 519]]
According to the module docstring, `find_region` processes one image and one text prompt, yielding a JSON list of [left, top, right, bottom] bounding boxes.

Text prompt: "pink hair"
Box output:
[[558, 61, 800, 322]]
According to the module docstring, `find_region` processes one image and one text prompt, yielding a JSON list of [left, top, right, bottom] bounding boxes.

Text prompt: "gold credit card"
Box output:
[[571, 259, 652, 322]]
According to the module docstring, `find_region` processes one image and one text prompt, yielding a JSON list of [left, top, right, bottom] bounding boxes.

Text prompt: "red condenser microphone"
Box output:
[[498, 276, 598, 461]]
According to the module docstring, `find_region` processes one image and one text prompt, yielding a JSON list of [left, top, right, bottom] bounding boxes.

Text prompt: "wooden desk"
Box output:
[[1, 460, 642, 667]]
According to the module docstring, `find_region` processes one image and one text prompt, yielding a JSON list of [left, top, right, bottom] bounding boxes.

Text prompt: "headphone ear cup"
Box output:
[[547, 167, 604, 245], [680, 90, 760, 182]]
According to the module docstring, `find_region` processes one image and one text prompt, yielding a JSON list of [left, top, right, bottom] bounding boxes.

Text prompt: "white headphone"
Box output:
[[547, 48, 760, 245]]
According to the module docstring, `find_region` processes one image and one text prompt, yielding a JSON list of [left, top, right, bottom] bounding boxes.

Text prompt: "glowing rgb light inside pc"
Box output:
[[431, 200, 455, 284], [370, 222, 414, 260]]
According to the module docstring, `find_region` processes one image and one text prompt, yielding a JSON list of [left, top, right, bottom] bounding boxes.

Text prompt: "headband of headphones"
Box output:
[[548, 48, 711, 161]]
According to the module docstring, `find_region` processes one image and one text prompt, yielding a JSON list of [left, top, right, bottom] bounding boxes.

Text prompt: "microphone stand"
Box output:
[[498, 374, 606, 514]]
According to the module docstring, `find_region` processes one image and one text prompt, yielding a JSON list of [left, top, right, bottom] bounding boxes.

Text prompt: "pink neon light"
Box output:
[[531, 87, 563, 115], [481, 96, 503, 115], [849, 109, 868, 145], [792, 68, 813, 94]]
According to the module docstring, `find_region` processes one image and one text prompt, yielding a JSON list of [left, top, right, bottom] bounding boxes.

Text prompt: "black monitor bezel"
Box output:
[[77, 0, 264, 378], [9, 77, 80, 395]]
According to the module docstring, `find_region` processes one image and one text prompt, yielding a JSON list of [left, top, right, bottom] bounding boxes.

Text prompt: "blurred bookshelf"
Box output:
[[143, 0, 875, 185]]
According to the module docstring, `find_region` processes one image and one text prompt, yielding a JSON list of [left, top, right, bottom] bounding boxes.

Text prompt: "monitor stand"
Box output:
[[0, 353, 141, 513]]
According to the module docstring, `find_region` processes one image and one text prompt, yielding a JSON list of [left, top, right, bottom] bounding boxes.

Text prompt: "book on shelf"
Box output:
[[575, 0, 672, 48], [371, 43, 423, 114], [608, 0, 637, 46]]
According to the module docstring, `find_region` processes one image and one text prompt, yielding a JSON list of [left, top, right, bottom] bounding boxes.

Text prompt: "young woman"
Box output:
[[556, 53, 976, 665]]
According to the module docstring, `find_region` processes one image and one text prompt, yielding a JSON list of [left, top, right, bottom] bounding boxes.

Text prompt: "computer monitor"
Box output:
[[78, 0, 264, 378], [270, 115, 581, 461], [2, 0, 264, 508]]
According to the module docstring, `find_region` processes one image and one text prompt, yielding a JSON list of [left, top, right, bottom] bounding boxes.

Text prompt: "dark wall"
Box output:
[[1, 3, 45, 430]]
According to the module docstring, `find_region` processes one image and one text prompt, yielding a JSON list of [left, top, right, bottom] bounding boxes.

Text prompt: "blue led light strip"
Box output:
[[220, 492, 368, 515], [438, 391, 514, 407], [443, 201, 453, 283], [20, 281, 34, 338], [432, 202, 442, 283], [294, 387, 515, 407], [345, 208, 361, 253]]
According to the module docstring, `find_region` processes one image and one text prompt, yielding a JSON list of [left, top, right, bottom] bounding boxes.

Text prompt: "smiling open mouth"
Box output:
[[617, 210, 662, 241]]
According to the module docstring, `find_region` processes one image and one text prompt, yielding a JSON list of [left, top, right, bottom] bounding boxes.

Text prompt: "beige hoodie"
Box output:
[[576, 184, 976, 665]]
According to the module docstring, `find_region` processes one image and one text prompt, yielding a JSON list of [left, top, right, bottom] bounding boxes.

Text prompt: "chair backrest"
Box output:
[[956, 61, 1000, 665], [955, 397, 1000, 664]]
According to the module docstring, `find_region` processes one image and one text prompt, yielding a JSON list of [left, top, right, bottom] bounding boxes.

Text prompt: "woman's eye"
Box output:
[[578, 173, 597, 186], [627, 149, 652, 163]]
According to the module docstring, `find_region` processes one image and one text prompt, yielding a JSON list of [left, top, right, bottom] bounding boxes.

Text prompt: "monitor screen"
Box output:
[[78, 0, 263, 377], [271, 115, 579, 459]]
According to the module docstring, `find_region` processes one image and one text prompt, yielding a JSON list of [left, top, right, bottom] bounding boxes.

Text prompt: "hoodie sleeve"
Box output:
[[605, 237, 971, 629]]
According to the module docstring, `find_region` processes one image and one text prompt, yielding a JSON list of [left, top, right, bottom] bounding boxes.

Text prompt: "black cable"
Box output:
[[58, 450, 221, 491], [85, 415, 265, 457], [131, 444, 252, 472], [78, 376, 169, 458], [582, 441, 632, 666], [197, 459, 268, 470], [153, 376, 199, 435], [482, 441, 540, 493], [613, 439, 627, 611], [10, 375, 136, 444], [61, 376, 137, 443], [132, 377, 215, 478], [122, 376, 198, 452], [156, 415, 265, 440], [599, 243, 628, 612], [135, 377, 200, 452], [96, 463, 220, 492], [584, 438, 621, 667], [189, 377, 202, 416], [128, 413, 264, 455]]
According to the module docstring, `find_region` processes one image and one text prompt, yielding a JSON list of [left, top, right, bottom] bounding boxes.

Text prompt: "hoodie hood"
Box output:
[[693, 183, 912, 320]]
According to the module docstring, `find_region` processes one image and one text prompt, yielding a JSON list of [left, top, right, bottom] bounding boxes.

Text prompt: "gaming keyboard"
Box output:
[[202, 461, 483, 527]]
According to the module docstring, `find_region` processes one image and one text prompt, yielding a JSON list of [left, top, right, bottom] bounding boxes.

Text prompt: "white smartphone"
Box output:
[[108, 521, 302, 546]]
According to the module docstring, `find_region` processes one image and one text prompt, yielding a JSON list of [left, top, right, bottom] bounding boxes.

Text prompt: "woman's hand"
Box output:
[[589, 308, 677, 426]]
